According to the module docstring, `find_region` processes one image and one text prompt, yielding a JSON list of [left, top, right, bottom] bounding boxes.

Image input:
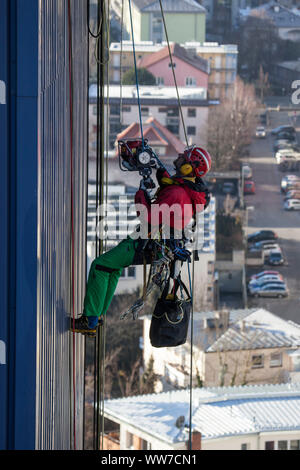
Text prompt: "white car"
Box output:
[[248, 274, 283, 287], [284, 199, 300, 211], [256, 126, 266, 138], [249, 243, 280, 256], [276, 152, 300, 165]]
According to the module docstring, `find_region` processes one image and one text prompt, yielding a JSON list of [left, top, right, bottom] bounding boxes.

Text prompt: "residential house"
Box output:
[[103, 382, 300, 450], [109, 40, 238, 100], [137, 43, 209, 89], [142, 308, 300, 391], [243, 1, 300, 41], [122, 0, 206, 44]]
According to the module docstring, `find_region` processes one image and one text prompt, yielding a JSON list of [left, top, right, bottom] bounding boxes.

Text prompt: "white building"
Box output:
[[89, 83, 209, 151], [103, 382, 300, 450]]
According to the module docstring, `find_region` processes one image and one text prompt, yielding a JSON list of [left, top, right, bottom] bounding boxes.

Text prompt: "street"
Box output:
[[245, 108, 300, 323]]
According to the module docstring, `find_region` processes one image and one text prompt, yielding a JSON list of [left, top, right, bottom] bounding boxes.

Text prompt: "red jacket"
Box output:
[[135, 176, 209, 230]]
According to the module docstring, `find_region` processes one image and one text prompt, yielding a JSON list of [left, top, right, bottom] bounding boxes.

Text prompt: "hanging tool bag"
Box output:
[[149, 276, 192, 348]]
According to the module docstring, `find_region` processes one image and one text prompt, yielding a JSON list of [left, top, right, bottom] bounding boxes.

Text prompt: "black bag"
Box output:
[[149, 277, 192, 348]]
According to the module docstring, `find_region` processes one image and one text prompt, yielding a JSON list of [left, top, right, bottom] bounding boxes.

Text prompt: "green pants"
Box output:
[[84, 237, 136, 317]]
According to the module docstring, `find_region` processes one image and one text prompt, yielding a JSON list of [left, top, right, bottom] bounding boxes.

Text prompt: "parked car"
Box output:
[[274, 139, 297, 152], [242, 164, 252, 179], [271, 125, 295, 136], [244, 180, 255, 194], [250, 270, 283, 281], [249, 274, 283, 287], [284, 190, 300, 201], [267, 249, 284, 266], [285, 181, 300, 192], [277, 131, 296, 142], [281, 175, 300, 192], [247, 230, 278, 244], [276, 151, 300, 164], [284, 199, 300, 211], [256, 126, 266, 138], [249, 283, 288, 298]]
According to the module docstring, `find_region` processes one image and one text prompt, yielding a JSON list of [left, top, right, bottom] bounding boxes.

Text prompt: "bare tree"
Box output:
[[207, 77, 259, 171]]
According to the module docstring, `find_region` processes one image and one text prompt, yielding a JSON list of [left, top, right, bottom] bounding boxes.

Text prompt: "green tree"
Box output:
[[122, 68, 156, 86]]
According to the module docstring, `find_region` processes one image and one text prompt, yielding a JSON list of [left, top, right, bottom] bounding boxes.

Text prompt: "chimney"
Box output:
[[186, 431, 201, 450], [216, 310, 230, 331]]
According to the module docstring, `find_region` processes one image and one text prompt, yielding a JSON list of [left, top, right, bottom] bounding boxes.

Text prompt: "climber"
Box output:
[[71, 145, 212, 336]]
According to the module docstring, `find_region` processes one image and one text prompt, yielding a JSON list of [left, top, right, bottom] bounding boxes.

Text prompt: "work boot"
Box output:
[[70, 315, 101, 338]]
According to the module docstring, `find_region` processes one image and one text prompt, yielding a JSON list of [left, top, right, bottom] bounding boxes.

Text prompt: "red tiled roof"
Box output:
[[138, 43, 209, 74], [116, 117, 185, 155]]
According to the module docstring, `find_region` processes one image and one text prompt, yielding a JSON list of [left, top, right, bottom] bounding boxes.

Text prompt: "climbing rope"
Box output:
[[158, 0, 189, 147], [128, 0, 145, 149], [67, 0, 77, 451]]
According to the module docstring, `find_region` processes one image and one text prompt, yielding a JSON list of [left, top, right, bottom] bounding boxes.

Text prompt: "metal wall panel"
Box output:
[[0, 0, 88, 450], [36, 0, 88, 450]]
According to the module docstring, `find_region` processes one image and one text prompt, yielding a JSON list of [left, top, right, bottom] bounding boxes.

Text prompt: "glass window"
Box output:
[[270, 352, 282, 367], [186, 77, 196, 86], [187, 126, 196, 136], [156, 77, 164, 86], [290, 440, 300, 450], [265, 441, 274, 450], [278, 440, 288, 450], [122, 105, 131, 113], [188, 108, 196, 118], [252, 354, 264, 368], [141, 107, 149, 116], [241, 443, 250, 450]]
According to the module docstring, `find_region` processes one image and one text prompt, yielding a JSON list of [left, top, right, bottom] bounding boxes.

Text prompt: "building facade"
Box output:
[[0, 0, 88, 450], [122, 0, 206, 45], [109, 41, 238, 100]]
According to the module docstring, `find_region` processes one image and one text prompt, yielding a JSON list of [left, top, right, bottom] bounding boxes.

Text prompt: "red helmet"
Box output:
[[183, 146, 212, 177]]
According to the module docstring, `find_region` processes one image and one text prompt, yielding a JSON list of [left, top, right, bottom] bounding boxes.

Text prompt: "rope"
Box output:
[[158, 0, 189, 147], [67, 0, 76, 451], [128, 0, 145, 149], [187, 255, 195, 450]]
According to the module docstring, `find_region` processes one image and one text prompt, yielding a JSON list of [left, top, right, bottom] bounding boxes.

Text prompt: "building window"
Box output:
[[122, 106, 131, 113], [141, 439, 151, 450], [158, 107, 167, 113], [120, 267, 136, 279], [188, 108, 196, 118], [290, 440, 300, 450], [186, 77, 196, 86], [141, 107, 149, 116], [241, 443, 250, 450], [265, 441, 274, 450], [278, 440, 288, 451], [93, 105, 97, 115], [126, 431, 134, 450], [156, 76, 164, 86], [169, 62, 176, 68], [187, 126, 196, 136], [152, 15, 163, 43], [270, 352, 282, 367], [251, 354, 264, 369], [110, 104, 120, 116]]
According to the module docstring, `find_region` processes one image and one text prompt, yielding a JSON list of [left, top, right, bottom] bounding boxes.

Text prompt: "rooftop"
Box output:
[[104, 382, 300, 443], [138, 43, 209, 74], [247, 1, 300, 28], [133, 0, 206, 14], [205, 308, 300, 352]]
